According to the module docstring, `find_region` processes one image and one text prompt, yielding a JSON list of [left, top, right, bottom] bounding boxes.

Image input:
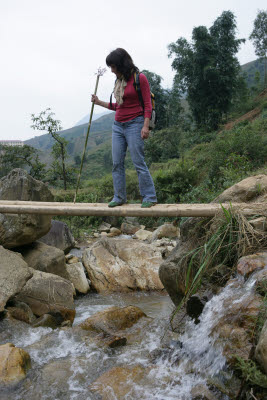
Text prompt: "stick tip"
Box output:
[[96, 67, 107, 76]]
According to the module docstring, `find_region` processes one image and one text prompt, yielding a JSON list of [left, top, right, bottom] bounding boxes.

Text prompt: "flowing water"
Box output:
[[0, 268, 264, 400]]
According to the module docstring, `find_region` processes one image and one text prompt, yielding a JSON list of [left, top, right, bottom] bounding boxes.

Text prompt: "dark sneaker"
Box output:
[[141, 202, 157, 208], [108, 201, 125, 208]]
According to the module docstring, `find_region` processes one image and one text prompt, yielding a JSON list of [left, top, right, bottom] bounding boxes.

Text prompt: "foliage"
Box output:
[[142, 69, 184, 130], [250, 10, 267, 88], [0, 144, 46, 179], [31, 108, 70, 190], [152, 159, 198, 203], [168, 11, 245, 131], [234, 357, 267, 389]]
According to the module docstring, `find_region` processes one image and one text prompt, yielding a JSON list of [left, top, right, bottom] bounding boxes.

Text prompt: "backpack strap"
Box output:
[[133, 72, 144, 109]]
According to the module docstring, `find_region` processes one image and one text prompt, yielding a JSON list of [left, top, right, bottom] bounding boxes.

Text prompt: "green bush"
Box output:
[[153, 159, 199, 203]]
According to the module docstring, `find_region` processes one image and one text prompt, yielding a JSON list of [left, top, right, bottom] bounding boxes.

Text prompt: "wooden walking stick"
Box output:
[[73, 67, 106, 203]]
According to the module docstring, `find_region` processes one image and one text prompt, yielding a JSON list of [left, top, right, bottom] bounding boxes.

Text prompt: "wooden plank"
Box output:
[[0, 201, 266, 217]]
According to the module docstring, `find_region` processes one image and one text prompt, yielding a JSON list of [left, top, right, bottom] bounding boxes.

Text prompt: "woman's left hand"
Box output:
[[141, 125, 150, 140]]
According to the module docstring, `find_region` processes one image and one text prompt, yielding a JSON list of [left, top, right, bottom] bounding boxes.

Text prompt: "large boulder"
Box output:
[[15, 241, 69, 280], [213, 174, 267, 203], [0, 169, 53, 248], [82, 237, 164, 292], [159, 174, 267, 305], [80, 305, 147, 335], [0, 343, 31, 385], [15, 269, 75, 323], [0, 246, 32, 312], [38, 220, 75, 254]]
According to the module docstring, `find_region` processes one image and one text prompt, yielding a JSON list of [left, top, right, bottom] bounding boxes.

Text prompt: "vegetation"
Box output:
[[168, 11, 245, 131], [31, 108, 76, 189], [0, 144, 45, 179], [250, 10, 267, 88]]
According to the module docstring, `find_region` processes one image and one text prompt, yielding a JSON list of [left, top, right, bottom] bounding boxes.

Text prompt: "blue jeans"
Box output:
[[111, 115, 157, 203]]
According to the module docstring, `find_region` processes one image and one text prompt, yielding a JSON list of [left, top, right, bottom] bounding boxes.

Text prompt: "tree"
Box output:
[[31, 108, 69, 190], [250, 10, 267, 88], [168, 11, 245, 131], [141, 70, 169, 130], [0, 144, 46, 179]]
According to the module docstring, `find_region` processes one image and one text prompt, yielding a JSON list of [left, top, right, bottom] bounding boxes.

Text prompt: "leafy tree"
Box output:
[[31, 108, 70, 190], [0, 144, 46, 179], [168, 11, 245, 131], [141, 70, 169, 130], [250, 10, 267, 88]]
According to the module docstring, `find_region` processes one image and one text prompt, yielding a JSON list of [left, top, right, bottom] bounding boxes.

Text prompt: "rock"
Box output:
[[38, 220, 75, 254], [100, 231, 108, 236], [66, 255, 79, 264], [0, 343, 31, 385], [133, 229, 153, 241], [150, 223, 180, 241], [107, 227, 121, 237], [249, 217, 267, 232], [15, 269, 75, 323], [0, 246, 32, 312], [6, 300, 36, 324], [98, 222, 111, 232], [32, 313, 62, 329], [80, 305, 147, 335], [15, 241, 69, 280], [186, 295, 206, 323], [124, 217, 140, 226], [94, 333, 127, 348], [214, 293, 263, 363], [255, 320, 267, 374], [236, 252, 267, 278], [90, 365, 146, 400], [120, 222, 140, 235], [0, 168, 53, 248], [159, 244, 191, 305], [82, 237, 164, 292], [213, 174, 267, 203], [93, 233, 100, 238], [191, 384, 218, 400], [66, 262, 90, 294]]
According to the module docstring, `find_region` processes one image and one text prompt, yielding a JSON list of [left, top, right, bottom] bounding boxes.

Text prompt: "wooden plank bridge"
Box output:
[[0, 200, 266, 217]]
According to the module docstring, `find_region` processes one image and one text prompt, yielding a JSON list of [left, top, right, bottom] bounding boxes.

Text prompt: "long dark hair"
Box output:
[[106, 48, 139, 81]]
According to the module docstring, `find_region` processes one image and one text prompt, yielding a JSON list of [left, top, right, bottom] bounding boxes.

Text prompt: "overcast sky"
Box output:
[[0, 0, 266, 141]]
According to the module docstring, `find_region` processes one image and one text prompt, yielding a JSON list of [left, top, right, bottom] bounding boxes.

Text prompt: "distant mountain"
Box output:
[[241, 59, 265, 88], [25, 112, 115, 152], [75, 110, 113, 126]]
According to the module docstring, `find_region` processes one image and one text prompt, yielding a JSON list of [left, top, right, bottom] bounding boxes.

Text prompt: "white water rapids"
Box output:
[[0, 269, 262, 400]]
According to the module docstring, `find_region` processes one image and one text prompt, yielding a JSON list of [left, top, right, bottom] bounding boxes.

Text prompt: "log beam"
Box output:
[[0, 201, 266, 217]]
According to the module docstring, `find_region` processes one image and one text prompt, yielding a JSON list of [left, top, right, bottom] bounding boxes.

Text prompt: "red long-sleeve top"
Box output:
[[108, 73, 152, 122]]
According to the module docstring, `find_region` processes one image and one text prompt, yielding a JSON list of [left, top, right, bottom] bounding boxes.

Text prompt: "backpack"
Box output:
[[133, 72, 156, 130]]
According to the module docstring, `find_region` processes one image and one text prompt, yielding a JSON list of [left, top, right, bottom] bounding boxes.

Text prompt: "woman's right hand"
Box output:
[[91, 94, 99, 105]]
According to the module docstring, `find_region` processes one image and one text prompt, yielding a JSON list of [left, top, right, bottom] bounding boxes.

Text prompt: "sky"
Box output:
[[0, 0, 266, 141]]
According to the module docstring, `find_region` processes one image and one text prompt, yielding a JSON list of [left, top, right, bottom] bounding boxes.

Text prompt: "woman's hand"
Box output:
[[91, 94, 99, 105], [141, 126, 150, 139]]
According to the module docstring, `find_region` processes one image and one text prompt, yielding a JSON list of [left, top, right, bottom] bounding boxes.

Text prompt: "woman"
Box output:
[[91, 48, 157, 208]]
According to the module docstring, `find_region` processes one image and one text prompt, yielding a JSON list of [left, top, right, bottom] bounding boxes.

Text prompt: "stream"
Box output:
[[0, 268, 263, 400]]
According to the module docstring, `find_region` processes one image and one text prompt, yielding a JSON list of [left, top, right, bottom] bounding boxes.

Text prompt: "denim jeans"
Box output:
[[111, 115, 157, 203]]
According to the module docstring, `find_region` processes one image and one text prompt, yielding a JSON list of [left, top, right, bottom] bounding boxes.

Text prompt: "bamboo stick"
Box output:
[[0, 202, 265, 217]]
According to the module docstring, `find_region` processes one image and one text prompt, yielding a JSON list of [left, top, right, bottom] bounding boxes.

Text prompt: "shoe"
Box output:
[[141, 202, 157, 208], [108, 201, 124, 208]]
